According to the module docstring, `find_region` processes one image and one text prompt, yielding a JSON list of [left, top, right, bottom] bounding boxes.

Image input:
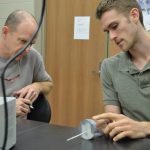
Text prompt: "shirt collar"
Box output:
[[118, 51, 140, 75]]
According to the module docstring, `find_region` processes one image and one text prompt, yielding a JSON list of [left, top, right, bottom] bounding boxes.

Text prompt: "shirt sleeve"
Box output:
[[100, 59, 120, 106], [33, 50, 52, 82]]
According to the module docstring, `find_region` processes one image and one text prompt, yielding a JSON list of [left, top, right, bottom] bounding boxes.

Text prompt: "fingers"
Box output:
[[14, 88, 39, 102], [16, 98, 31, 117], [104, 119, 127, 134], [24, 90, 38, 102], [92, 113, 122, 132], [19, 105, 31, 115], [93, 118, 108, 125], [13, 90, 26, 98], [113, 131, 130, 141], [93, 113, 148, 142], [93, 113, 123, 121], [92, 113, 132, 141], [107, 124, 130, 137], [16, 106, 30, 117], [100, 121, 130, 142], [93, 119, 109, 131]]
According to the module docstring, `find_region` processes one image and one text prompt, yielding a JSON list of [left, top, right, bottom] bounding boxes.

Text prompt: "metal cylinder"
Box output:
[[80, 119, 103, 140]]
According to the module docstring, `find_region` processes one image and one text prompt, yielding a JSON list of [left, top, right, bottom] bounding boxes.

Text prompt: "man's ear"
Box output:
[[2, 26, 9, 37], [129, 8, 140, 24]]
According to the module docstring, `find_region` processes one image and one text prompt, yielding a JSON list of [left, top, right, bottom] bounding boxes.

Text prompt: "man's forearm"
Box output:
[[33, 81, 53, 95]]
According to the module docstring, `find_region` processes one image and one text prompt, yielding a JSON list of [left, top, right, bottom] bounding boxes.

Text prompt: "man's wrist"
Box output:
[[33, 82, 41, 93]]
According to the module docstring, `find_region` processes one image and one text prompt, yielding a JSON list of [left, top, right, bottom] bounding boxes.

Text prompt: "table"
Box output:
[[11, 119, 150, 150]]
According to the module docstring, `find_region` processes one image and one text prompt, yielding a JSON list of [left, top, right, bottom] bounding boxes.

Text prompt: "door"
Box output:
[[45, 0, 119, 127]]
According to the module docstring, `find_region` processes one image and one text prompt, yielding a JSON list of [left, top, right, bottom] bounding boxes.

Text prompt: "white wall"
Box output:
[[0, 0, 44, 55]]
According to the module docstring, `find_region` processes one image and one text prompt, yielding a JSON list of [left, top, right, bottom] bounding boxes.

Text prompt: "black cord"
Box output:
[[1, 0, 46, 149]]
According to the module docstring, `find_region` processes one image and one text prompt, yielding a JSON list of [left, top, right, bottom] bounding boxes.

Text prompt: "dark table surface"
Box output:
[[11, 119, 150, 150]]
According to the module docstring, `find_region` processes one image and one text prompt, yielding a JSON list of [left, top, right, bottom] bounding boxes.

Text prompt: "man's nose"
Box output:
[[26, 45, 32, 52], [109, 31, 117, 40]]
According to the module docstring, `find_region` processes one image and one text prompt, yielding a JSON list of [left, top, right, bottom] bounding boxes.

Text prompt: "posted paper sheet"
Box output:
[[74, 16, 90, 40]]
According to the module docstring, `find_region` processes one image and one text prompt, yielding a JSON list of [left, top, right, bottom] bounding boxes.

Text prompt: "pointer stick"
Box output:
[[66, 130, 87, 142]]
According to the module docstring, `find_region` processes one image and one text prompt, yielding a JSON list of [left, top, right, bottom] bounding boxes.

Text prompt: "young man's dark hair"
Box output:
[[96, 0, 144, 27]]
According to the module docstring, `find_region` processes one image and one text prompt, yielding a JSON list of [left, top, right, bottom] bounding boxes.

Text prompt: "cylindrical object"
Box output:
[[80, 119, 103, 140]]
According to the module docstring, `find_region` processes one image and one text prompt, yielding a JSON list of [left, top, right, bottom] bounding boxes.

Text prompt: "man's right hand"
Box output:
[[92, 116, 110, 133], [92, 113, 148, 142], [16, 98, 32, 117]]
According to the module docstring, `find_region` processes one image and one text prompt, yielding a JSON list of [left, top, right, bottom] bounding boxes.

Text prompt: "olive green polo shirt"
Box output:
[[100, 51, 150, 121]]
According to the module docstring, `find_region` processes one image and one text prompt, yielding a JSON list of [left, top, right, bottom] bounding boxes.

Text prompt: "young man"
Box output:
[[92, 0, 150, 142], [0, 10, 53, 117]]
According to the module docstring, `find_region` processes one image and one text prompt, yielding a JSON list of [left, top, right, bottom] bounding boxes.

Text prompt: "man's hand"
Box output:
[[13, 83, 40, 103], [92, 116, 110, 133], [93, 113, 148, 141], [16, 98, 32, 117]]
